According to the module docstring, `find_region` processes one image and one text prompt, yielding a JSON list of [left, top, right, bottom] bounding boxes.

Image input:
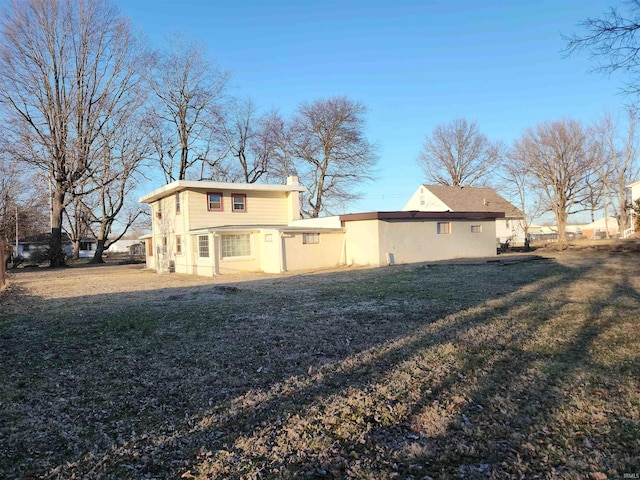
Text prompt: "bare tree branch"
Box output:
[[0, 0, 150, 266], [511, 119, 595, 243], [289, 97, 378, 217], [418, 118, 503, 187]]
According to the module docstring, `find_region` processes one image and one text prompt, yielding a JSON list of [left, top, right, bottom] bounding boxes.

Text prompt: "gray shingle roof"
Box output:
[[422, 185, 523, 218]]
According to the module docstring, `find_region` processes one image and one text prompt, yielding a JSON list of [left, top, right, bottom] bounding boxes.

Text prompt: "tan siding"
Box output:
[[187, 189, 290, 229]]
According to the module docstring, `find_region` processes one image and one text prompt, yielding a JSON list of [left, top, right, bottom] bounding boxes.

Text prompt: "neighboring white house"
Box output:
[[403, 185, 526, 244], [11, 235, 97, 259], [578, 217, 619, 239], [139, 177, 504, 276], [626, 179, 640, 237], [107, 239, 145, 255]]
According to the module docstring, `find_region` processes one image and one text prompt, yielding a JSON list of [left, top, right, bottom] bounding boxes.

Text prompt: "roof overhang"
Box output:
[[339, 211, 506, 222], [188, 225, 344, 235], [139, 180, 306, 204]]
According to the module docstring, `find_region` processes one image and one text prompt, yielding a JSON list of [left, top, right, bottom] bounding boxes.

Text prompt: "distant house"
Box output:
[[627, 179, 640, 237], [139, 177, 504, 276], [403, 185, 526, 244], [578, 217, 619, 240], [10, 234, 97, 260], [107, 239, 145, 256], [628, 179, 640, 203]]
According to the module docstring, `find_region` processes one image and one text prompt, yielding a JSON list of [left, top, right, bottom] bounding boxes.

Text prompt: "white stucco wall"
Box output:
[[281, 231, 345, 271], [343, 219, 381, 266], [344, 218, 497, 267]]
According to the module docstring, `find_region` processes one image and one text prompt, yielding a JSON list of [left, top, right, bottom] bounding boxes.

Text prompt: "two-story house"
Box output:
[[403, 185, 526, 245], [140, 177, 504, 276]]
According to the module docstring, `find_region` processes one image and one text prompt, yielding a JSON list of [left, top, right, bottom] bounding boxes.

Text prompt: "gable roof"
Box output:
[[421, 185, 523, 218]]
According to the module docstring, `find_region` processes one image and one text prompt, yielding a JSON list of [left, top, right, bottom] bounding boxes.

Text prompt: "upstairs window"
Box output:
[[471, 225, 482, 233], [175, 192, 181, 214], [207, 192, 223, 211], [232, 193, 246, 212]]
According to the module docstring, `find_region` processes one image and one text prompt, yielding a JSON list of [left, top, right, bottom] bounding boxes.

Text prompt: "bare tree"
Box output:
[[261, 111, 297, 184], [148, 37, 228, 182], [0, 0, 149, 266], [511, 119, 595, 243], [217, 99, 275, 183], [84, 113, 149, 263], [63, 196, 93, 259], [498, 156, 545, 243], [418, 118, 503, 187], [593, 107, 639, 234], [289, 97, 378, 217], [583, 166, 607, 223], [565, 1, 640, 96]]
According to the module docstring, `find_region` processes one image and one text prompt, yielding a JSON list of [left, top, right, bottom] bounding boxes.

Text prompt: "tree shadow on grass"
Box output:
[[1, 256, 637, 478]]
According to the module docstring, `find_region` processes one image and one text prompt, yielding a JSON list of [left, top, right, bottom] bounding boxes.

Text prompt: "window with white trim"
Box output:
[[231, 193, 246, 212], [176, 235, 182, 254], [198, 235, 209, 257], [471, 225, 482, 233], [221, 234, 251, 258], [175, 192, 181, 214]]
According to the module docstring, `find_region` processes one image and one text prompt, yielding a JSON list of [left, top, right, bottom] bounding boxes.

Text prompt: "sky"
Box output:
[[118, 1, 628, 217]]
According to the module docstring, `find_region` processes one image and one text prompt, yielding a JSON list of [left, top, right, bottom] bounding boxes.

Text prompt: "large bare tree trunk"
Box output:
[[50, 187, 66, 267], [90, 238, 107, 264]]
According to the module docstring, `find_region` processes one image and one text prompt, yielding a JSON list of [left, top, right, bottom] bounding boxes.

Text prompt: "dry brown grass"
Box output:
[[0, 252, 639, 479]]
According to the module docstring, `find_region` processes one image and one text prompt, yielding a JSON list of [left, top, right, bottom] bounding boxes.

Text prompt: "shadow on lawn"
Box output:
[[1, 257, 638, 479]]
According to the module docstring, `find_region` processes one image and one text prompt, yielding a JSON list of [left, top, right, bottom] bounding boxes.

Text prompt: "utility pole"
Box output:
[[15, 204, 18, 257]]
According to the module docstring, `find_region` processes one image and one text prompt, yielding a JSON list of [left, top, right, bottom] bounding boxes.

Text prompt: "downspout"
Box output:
[[340, 228, 347, 266], [212, 232, 219, 276], [279, 231, 286, 273]]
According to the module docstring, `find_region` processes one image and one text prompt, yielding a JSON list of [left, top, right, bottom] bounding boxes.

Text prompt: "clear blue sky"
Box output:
[[121, 0, 624, 215]]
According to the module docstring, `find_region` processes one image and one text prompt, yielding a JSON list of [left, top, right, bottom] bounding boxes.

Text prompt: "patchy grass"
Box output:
[[0, 254, 639, 479]]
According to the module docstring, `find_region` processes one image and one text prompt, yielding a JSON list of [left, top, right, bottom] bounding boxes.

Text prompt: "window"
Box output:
[[221, 234, 251, 258], [198, 235, 209, 257], [471, 225, 482, 233], [147, 239, 153, 257], [156, 203, 162, 219], [437, 222, 451, 234], [176, 235, 182, 255], [302, 233, 320, 244], [207, 192, 223, 211], [175, 192, 181, 214], [265, 234, 273, 242], [231, 193, 246, 212]]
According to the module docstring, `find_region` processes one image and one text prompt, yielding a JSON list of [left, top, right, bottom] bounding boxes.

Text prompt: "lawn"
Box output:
[[0, 252, 638, 479]]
